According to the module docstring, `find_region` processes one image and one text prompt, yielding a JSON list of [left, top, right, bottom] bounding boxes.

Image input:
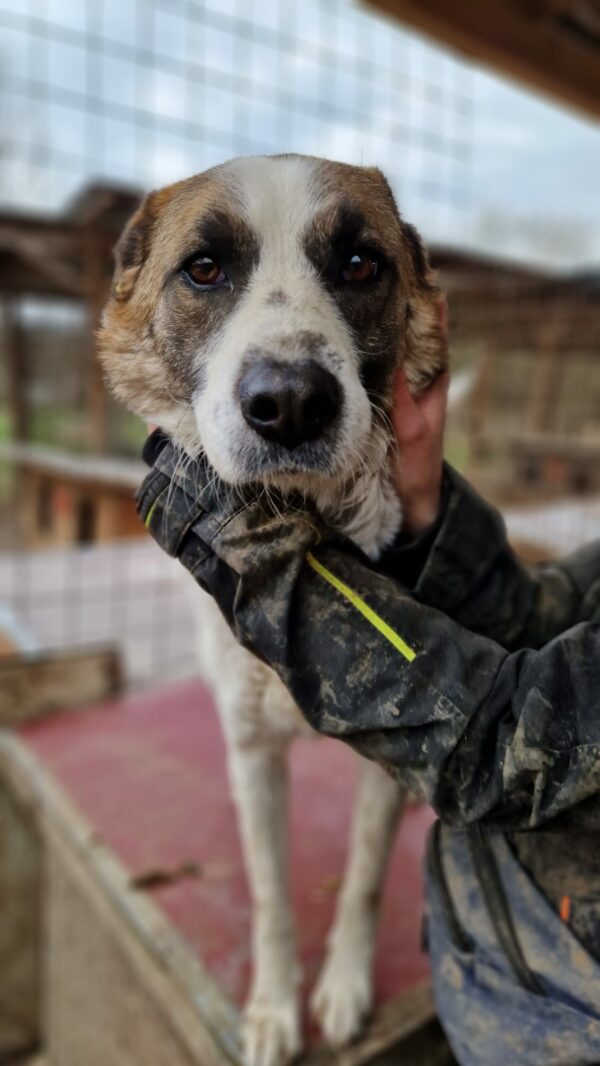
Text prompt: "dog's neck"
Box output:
[[172, 416, 402, 563], [316, 463, 402, 562]]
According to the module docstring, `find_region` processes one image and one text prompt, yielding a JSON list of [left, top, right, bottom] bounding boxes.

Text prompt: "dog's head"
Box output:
[[99, 154, 446, 502]]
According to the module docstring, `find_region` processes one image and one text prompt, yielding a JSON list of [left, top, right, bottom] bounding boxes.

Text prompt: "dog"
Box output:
[[99, 154, 447, 1066]]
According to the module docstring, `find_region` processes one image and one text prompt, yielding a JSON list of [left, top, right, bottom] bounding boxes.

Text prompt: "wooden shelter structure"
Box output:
[[0, 184, 141, 452], [2, 213, 599, 547], [0, 11, 598, 1064], [432, 249, 600, 498], [366, 2, 600, 499], [365, 0, 600, 121], [0, 442, 145, 548], [0, 678, 445, 1066]]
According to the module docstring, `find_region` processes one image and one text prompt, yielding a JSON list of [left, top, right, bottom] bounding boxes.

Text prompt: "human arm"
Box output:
[[136, 435, 600, 832], [384, 370, 600, 649]]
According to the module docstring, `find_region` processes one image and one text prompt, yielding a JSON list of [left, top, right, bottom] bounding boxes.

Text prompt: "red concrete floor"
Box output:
[[21, 678, 433, 1010]]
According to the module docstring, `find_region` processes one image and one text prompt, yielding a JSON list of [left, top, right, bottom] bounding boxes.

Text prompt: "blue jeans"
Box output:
[[426, 824, 600, 1065]]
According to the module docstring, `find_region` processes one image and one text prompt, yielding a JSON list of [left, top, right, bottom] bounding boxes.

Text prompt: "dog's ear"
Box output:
[[111, 193, 157, 302], [401, 221, 448, 388]]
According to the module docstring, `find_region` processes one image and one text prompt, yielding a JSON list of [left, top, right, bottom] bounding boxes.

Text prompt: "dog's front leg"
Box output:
[[228, 741, 302, 1066], [311, 759, 405, 1047]]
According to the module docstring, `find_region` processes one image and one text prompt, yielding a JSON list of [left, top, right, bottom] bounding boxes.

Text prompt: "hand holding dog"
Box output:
[[390, 368, 449, 537]]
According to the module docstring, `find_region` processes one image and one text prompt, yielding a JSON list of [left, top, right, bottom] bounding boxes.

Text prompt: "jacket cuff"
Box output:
[[377, 472, 450, 589], [411, 465, 508, 612]]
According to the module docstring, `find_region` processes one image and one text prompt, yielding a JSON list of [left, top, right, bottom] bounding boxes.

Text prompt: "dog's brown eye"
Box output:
[[185, 257, 226, 287], [342, 252, 379, 284]]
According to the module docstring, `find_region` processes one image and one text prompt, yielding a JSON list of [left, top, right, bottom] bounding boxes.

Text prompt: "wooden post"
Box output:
[[3, 299, 29, 441], [527, 314, 566, 435], [82, 227, 112, 454], [0, 646, 122, 727], [468, 343, 494, 465], [0, 787, 41, 1059]]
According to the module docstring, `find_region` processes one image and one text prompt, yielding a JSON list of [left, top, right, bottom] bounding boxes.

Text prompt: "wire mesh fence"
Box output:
[[0, 0, 598, 692], [0, 537, 198, 688], [0, 0, 473, 232], [440, 259, 600, 495], [0, 0, 476, 689], [2, 256, 599, 691]]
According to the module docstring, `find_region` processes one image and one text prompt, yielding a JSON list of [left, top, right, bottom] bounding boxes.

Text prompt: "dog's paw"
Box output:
[[243, 992, 302, 1066], [310, 951, 373, 1047]]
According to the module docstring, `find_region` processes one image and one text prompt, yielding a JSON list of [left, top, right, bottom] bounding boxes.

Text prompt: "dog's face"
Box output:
[[99, 154, 446, 493]]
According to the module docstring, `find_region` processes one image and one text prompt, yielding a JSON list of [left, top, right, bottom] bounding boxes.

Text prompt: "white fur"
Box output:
[[180, 157, 407, 1064], [193, 157, 374, 491], [194, 484, 404, 1064]]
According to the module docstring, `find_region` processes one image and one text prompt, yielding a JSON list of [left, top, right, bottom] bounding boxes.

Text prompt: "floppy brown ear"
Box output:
[[402, 222, 448, 389], [111, 193, 157, 301]]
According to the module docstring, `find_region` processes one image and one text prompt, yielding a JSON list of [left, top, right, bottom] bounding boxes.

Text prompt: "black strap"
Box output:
[[467, 825, 545, 997], [427, 821, 473, 954]]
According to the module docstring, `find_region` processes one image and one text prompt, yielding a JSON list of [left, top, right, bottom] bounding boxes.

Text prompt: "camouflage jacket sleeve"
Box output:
[[137, 436, 600, 831], [379, 464, 600, 650]]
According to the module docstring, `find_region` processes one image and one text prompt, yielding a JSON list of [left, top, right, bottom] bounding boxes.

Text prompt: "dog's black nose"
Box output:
[[239, 359, 341, 450]]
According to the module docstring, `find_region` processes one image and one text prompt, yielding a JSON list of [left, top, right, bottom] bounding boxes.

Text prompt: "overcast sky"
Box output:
[[1, 0, 599, 268], [466, 62, 600, 266]]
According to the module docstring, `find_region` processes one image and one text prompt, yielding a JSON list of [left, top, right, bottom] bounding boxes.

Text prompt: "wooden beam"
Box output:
[[0, 788, 41, 1060], [303, 982, 447, 1064], [0, 735, 242, 1066], [364, 0, 600, 120], [0, 647, 122, 727], [81, 226, 114, 453], [3, 300, 30, 441]]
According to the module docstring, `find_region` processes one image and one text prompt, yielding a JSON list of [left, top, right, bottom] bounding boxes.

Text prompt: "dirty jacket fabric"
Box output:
[[426, 826, 600, 1066], [137, 434, 600, 1063], [378, 465, 600, 962], [137, 435, 600, 828]]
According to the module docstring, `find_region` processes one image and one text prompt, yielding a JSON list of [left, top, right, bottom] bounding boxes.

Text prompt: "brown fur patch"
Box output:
[[307, 160, 447, 401], [99, 169, 259, 418]]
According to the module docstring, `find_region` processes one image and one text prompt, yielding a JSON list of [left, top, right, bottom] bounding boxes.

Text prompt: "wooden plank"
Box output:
[[467, 344, 495, 464], [364, 0, 600, 120], [20, 678, 434, 1014], [0, 632, 18, 658], [303, 982, 440, 1064], [3, 300, 29, 441], [0, 734, 243, 1066], [0, 219, 83, 300], [82, 226, 113, 453], [17, 470, 43, 548], [0, 188, 138, 300], [0, 442, 144, 491], [0, 788, 41, 1059], [0, 732, 445, 1066], [0, 647, 122, 727]]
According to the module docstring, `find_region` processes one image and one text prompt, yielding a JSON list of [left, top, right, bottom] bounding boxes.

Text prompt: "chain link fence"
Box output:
[[0, 0, 598, 690]]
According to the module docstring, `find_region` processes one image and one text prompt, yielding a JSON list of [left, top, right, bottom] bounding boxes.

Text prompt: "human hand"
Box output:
[[389, 368, 449, 537]]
